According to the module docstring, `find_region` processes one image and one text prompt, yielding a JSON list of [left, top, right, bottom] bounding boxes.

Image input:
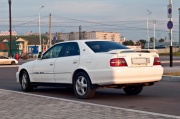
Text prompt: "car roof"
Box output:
[[55, 39, 112, 45]]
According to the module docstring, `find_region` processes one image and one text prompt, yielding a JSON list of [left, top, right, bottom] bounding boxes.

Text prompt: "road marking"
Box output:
[[0, 65, 19, 68], [161, 61, 180, 63], [0, 89, 179, 119]]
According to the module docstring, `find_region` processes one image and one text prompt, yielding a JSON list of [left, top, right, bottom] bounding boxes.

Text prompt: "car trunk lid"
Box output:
[[108, 49, 159, 67]]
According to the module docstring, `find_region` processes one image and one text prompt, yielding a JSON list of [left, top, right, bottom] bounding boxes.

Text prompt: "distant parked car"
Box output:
[[0, 56, 18, 65], [16, 40, 163, 99]]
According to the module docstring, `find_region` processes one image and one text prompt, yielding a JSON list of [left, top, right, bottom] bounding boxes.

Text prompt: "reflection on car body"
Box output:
[[16, 40, 163, 99]]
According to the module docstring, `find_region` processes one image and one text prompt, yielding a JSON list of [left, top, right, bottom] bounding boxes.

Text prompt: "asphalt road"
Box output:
[[160, 56, 180, 67], [0, 67, 180, 117]]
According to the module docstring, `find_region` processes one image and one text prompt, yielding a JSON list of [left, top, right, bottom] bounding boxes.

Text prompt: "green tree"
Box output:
[[139, 39, 146, 45], [122, 40, 134, 46], [150, 37, 157, 42], [159, 38, 165, 42], [138, 39, 146, 48]]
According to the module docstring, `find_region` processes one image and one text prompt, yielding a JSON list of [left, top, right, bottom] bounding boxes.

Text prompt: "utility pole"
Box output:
[[179, 8, 180, 52], [49, 13, 52, 48], [79, 25, 82, 40], [8, 0, 12, 57]]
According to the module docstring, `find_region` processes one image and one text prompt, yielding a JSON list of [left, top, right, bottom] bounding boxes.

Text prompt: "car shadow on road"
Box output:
[[29, 86, 152, 101]]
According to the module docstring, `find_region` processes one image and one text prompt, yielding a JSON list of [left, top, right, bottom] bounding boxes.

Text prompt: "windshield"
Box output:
[[85, 41, 129, 53]]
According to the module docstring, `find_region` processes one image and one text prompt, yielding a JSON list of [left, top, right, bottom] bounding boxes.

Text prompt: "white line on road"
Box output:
[[0, 89, 179, 119]]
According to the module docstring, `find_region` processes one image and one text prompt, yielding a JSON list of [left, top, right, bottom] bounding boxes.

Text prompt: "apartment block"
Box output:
[[53, 31, 121, 43]]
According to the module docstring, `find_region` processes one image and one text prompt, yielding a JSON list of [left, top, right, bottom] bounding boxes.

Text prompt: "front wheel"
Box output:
[[123, 85, 143, 95], [11, 61, 15, 65], [20, 70, 32, 92], [73, 72, 95, 99]]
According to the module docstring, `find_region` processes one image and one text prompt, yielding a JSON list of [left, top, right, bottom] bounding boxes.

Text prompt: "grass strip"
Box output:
[[163, 72, 180, 76]]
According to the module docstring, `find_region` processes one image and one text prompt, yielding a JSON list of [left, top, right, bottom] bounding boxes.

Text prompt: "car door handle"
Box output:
[[50, 63, 54, 66], [73, 60, 78, 64]]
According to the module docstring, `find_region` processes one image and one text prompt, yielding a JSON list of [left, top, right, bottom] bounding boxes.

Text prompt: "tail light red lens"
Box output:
[[110, 58, 127, 67], [153, 57, 161, 65]]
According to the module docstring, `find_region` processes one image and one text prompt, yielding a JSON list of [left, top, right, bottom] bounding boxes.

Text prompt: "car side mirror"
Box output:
[[38, 52, 42, 59]]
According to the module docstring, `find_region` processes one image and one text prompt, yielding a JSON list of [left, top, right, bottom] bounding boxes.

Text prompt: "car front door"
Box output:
[[54, 42, 80, 83], [32, 44, 63, 82]]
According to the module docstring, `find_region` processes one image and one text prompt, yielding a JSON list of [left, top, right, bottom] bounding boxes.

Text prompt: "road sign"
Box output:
[[167, 21, 173, 29], [167, 4, 172, 18]]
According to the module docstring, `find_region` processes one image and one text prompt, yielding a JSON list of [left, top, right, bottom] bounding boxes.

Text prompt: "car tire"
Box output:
[[123, 85, 143, 95], [20, 70, 32, 92], [73, 72, 95, 99], [11, 61, 15, 65]]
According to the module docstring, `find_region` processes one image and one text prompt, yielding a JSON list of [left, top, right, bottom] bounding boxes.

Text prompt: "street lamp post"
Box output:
[[38, 6, 44, 53], [153, 13, 156, 49], [8, 0, 12, 57], [147, 10, 151, 49]]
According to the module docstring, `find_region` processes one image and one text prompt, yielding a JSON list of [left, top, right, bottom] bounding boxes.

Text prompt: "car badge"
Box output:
[[139, 54, 142, 56]]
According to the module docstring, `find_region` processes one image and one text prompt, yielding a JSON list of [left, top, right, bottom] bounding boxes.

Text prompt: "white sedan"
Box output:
[[16, 40, 163, 99], [0, 56, 18, 65]]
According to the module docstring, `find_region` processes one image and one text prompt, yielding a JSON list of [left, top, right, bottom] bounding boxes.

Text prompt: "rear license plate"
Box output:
[[132, 58, 150, 64]]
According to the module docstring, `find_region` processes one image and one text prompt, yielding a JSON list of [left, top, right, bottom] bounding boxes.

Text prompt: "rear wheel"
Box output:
[[20, 70, 32, 92], [73, 72, 95, 99], [11, 61, 15, 65], [123, 85, 143, 95]]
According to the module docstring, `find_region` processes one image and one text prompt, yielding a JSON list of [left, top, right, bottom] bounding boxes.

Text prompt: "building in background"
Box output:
[[46, 31, 121, 43], [0, 31, 17, 36]]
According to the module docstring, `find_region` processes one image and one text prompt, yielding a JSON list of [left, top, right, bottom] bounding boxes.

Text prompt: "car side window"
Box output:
[[59, 42, 80, 57], [42, 44, 63, 59], [2, 56, 8, 59]]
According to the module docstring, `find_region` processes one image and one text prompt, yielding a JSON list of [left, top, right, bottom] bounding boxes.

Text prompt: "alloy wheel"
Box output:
[[75, 76, 88, 96], [21, 73, 27, 89]]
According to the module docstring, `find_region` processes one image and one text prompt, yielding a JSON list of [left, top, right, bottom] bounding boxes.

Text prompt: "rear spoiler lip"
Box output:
[[108, 49, 135, 54], [135, 49, 158, 53], [107, 49, 158, 54]]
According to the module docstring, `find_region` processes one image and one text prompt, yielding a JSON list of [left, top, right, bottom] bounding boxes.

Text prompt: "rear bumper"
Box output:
[[90, 66, 163, 85]]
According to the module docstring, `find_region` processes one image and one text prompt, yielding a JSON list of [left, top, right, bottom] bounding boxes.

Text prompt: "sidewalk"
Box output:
[[162, 66, 180, 82], [0, 89, 179, 119]]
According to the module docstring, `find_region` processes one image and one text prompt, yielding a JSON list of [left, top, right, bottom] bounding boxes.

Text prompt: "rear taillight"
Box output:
[[110, 58, 127, 67], [153, 57, 161, 65]]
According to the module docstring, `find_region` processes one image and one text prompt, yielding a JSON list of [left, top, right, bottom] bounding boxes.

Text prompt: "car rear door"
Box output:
[[54, 42, 80, 83]]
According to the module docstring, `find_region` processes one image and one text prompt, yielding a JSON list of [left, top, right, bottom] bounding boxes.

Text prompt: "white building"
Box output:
[[0, 31, 17, 36], [52, 31, 121, 43]]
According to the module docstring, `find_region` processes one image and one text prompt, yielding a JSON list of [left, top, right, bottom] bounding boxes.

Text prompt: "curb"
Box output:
[[162, 75, 180, 82]]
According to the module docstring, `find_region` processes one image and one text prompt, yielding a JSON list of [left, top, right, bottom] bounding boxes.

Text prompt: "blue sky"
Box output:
[[0, 0, 180, 42]]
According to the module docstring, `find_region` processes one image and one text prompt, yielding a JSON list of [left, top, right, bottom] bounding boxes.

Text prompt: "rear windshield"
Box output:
[[85, 41, 129, 53]]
